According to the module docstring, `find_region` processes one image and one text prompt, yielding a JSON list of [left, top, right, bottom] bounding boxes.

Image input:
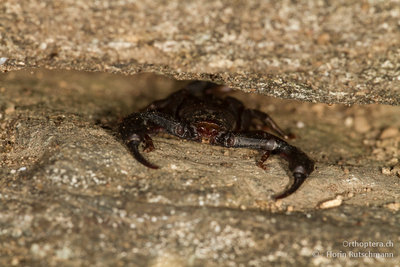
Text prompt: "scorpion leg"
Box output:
[[241, 109, 289, 139], [119, 111, 194, 169], [218, 131, 314, 199], [256, 151, 271, 170]]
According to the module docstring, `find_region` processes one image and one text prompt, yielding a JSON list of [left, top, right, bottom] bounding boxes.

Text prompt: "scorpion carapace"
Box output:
[[119, 81, 314, 199]]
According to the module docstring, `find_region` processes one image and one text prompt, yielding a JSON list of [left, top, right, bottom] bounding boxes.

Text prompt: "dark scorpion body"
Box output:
[[119, 81, 314, 199]]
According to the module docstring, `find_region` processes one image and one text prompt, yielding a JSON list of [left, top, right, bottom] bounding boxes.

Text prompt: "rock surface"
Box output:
[[1, 0, 400, 265], [1, 0, 400, 105], [1, 70, 399, 266]]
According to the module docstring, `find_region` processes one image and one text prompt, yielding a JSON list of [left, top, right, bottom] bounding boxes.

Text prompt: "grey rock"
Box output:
[[0, 0, 399, 105]]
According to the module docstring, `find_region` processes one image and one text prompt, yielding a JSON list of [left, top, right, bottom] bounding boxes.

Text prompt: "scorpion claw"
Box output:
[[273, 172, 306, 200], [120, 82, 314, 199], [127, 141, 159, 169]]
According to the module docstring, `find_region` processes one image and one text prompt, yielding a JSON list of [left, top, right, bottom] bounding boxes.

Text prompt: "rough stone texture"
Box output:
[[1, 0, 400, 266], [1, 70, 400, 266], [1, 0, 400, 105]]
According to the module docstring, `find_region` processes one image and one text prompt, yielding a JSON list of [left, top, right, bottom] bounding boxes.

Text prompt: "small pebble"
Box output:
[[0, 57, 8, 65], [319, 195, 343, 209], [379, 127, 399, 139], [381, 167, 391, 175], [18, 167, 26, 172], [392, 165, 400, 177], [39, 42, 47, 50], [385, 202, 400, 212], [55, 246, 73, 260], [296, 121, 305, 128], [344, 117, 353, 127], [388, 158, 398, 165], [11, 258, 19, 266]]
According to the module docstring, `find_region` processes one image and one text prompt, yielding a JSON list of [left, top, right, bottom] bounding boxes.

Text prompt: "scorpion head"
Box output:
[[194, 121, 223, 144]]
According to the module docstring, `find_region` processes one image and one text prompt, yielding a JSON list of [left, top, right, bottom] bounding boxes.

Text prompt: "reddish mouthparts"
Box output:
[[195, 121, 220, 137]]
